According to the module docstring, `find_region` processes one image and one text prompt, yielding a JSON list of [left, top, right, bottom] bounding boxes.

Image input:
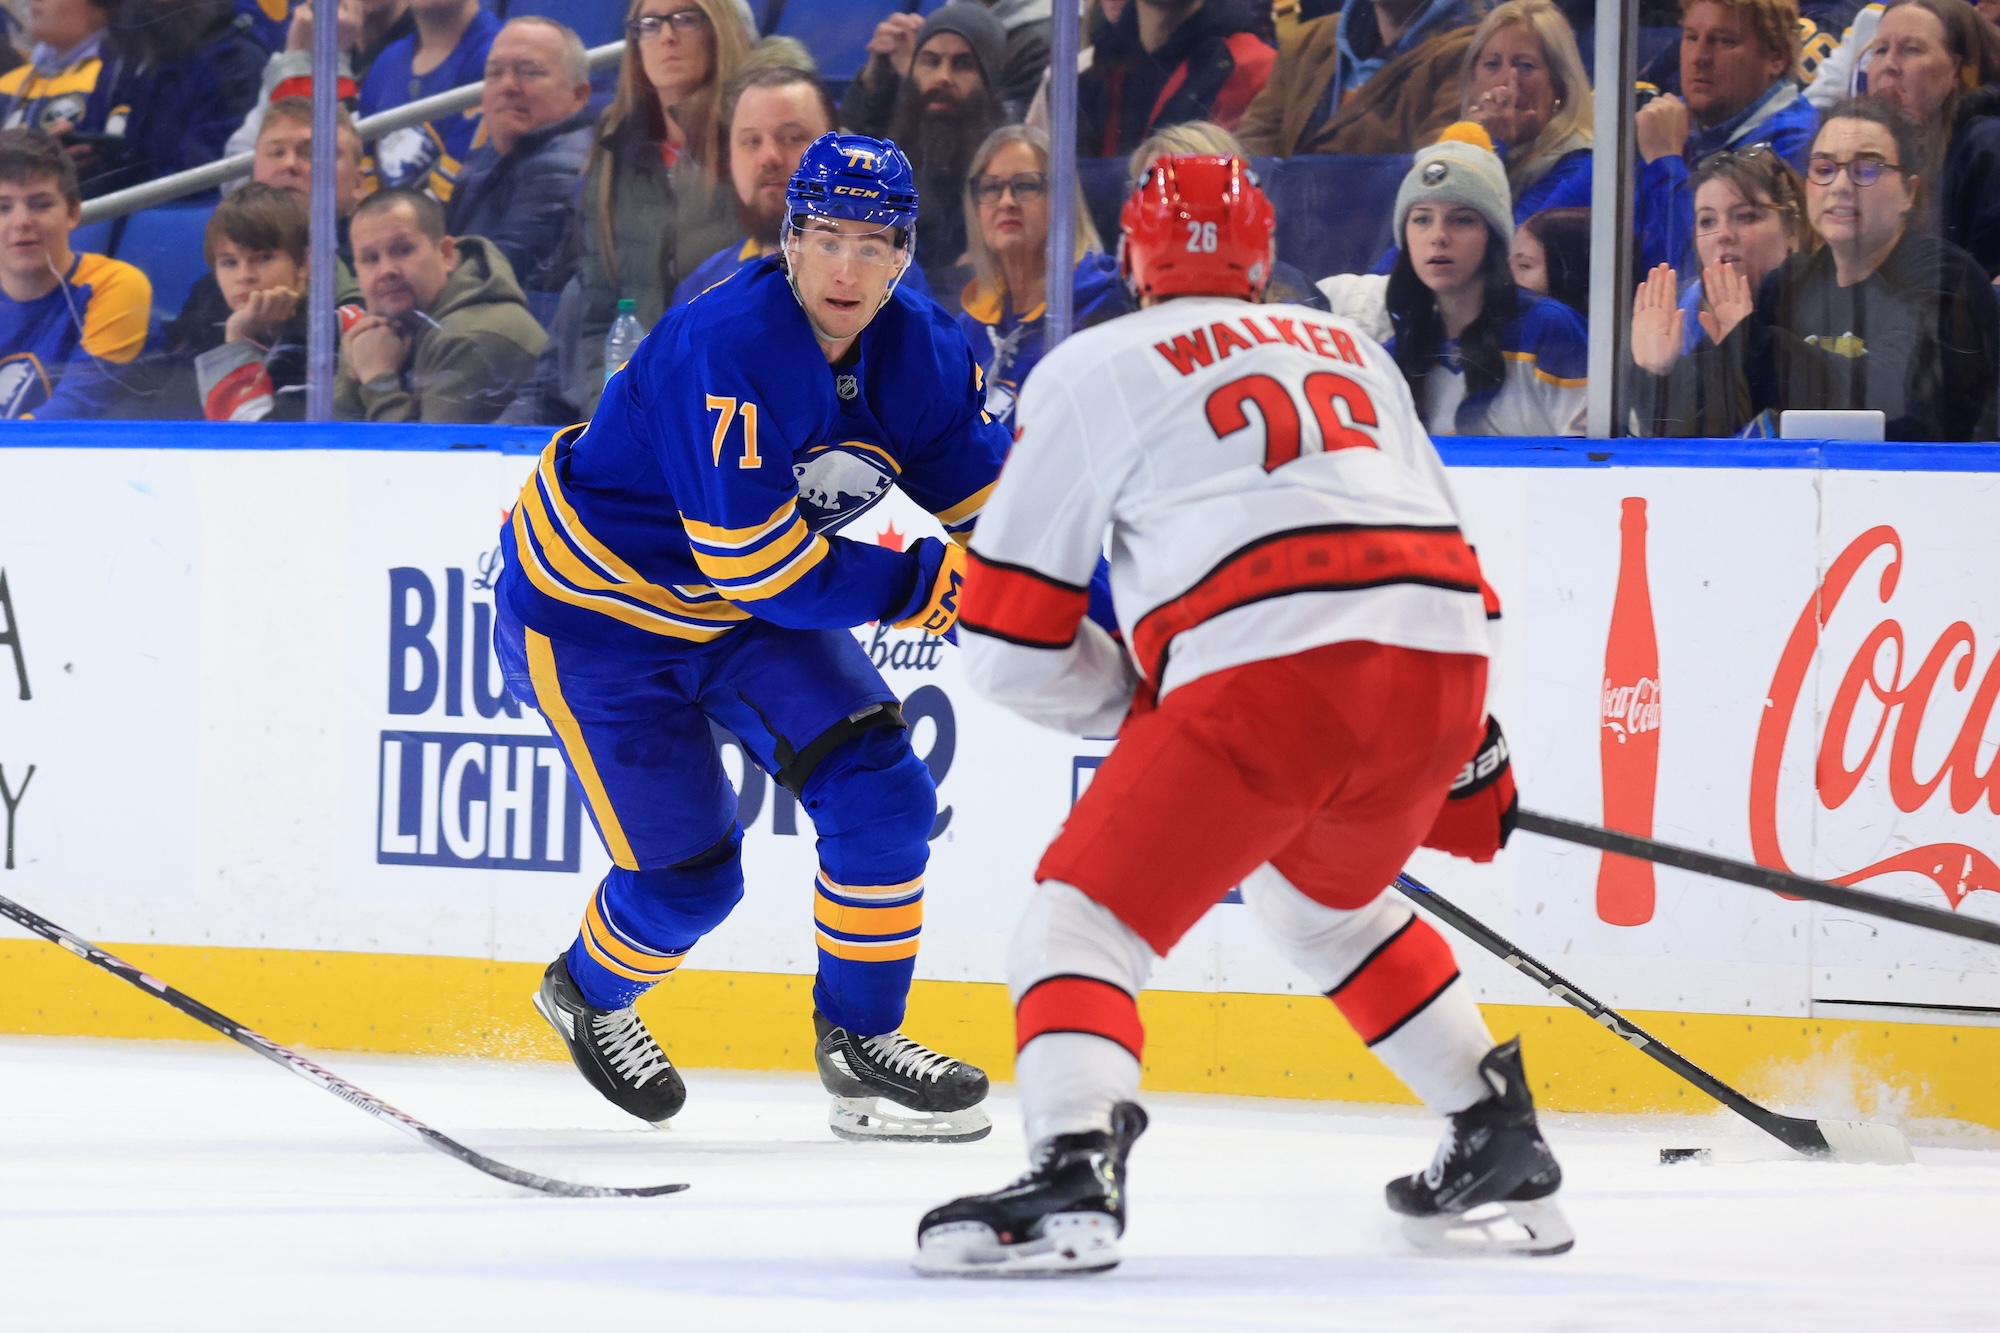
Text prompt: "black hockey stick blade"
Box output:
[[1515, 810, 2000, 950], [0, 891, 689, 1198], [1393, 873, 1914, 1166]]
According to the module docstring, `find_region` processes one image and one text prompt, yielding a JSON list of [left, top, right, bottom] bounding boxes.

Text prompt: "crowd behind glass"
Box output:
[[0, 0, 1993, 439]]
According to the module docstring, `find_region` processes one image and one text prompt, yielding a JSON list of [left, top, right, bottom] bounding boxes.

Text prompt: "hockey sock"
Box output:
[[1242, 865, 1493, 1115], [1008, 882, 1157, 1148], [811, 867, 923, 1033], [566, 840, 746, 1012], [567, 880, 692, 1012]]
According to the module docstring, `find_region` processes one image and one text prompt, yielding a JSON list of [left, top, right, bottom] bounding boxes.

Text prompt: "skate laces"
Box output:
[[860, 1030, 956, 1083], [1422, 1122, 1461, 1190], [591, 1007, 674, 1088]]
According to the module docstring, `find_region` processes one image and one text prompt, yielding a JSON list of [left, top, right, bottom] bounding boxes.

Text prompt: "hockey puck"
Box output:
[[1660, 1147, 1712, 1165]]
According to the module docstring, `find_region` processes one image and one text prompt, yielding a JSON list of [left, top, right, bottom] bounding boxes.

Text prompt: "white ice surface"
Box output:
[[0, 1035, 1994, 1331]]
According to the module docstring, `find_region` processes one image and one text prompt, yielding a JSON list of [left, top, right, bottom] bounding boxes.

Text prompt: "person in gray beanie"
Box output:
[[843, 3, 1010, 314], [1382, 126, 1590, 437]]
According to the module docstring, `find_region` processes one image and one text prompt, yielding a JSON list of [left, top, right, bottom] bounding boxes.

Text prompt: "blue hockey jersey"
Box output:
[[359, 8, 499, 199], [501, 257, 1010, 651], [0, 252, 151, 419]]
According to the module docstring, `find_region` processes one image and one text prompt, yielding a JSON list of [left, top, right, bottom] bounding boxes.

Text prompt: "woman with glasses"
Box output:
[[576, 0, 753, 412], [1636, 99, 1999, 439], [956, 125, 1129, 430], [1863, 0, 2000, 277], [1631, 145, 1814, 370]]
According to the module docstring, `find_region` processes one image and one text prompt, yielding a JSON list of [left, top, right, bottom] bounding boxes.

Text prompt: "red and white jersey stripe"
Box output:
[[960, 296, 1494, 735]]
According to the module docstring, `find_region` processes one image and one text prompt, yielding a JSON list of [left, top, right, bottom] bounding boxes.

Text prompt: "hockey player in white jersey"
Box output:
[[913, 155, 1570, 1276]]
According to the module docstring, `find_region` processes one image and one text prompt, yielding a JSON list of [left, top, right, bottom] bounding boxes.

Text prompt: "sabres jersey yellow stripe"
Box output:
[[510, 505, 738, 642], [933, 479, 997, 529], [682, 496, 799, 548], [687, 515, 812, 581], [721, 534, 831, 601], [522, 478, 747, 624]]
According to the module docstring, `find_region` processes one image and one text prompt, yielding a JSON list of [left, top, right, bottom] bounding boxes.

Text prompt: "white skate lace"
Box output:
[[860, 1030, 956, 1083], [1422, 1123, 1460, 1190], [591, 1007, 674, 1089]]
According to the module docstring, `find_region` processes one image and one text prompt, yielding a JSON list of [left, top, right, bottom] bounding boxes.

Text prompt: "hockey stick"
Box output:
[[1514, 810, 2000, 950], [1393, 872, 1914, 1166], [0, 891, 689, 1198]]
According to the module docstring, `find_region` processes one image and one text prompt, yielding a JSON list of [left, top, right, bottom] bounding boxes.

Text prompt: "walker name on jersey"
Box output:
[[377, 730, 581, 870], [379, 559, 576, 869]]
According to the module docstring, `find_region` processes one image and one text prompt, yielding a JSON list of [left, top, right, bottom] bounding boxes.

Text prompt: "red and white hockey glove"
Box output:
[[1422, 715, 1518, 862]]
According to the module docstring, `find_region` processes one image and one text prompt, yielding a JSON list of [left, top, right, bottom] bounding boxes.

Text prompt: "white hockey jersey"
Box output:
[[959, 296, 1495, 738]]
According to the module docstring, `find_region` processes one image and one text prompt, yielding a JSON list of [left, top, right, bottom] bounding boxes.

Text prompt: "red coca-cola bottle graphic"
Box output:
[[1598, 497, 1661, 925]]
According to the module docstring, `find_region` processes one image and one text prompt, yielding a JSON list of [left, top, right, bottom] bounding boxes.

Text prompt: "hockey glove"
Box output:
[[1422, 715, 1518, 862], [889, 537, 967, 637]]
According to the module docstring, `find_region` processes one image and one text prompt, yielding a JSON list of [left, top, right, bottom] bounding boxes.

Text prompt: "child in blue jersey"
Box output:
[[358, 0, 498, 198], [1384, 131, 1588, 436], [0, 128, 149, 419], [497, 133, 1006, 1142]]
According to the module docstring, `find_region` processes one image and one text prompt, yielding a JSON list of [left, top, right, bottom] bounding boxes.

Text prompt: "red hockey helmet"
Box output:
[[1119, 154, 1276, 302]]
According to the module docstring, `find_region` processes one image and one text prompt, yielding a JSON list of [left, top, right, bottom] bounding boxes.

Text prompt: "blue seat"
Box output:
[[766, 0, 948, 80], [69, 219, 118, 261], [500, 0, 627, 49], [115, 202, 219, 322]]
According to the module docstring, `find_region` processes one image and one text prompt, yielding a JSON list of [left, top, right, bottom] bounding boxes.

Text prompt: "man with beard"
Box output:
[[673, 64, 934, 308], [842, 3, 1007, 312]]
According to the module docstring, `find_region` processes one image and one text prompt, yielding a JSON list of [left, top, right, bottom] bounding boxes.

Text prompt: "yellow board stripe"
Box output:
[[813, 897, 924, 938], [933, 480, 997, 529], [523, 629, 639, 870], [816, 932, 922, 962]]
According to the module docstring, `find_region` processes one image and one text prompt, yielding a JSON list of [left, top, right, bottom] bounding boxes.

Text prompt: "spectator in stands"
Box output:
[[1511, 205, 1590, 315], [576, 0, 751, 411], [444, 16, 592, 311], [978, 0, 1052, 114], [1631, 144, 1812, 367], [225, 0, 414, 160], [1635, 100, 2000, 438], [1027, 0, 1124, 129], [357, 0, 498, 198], [1236, 0, 1476, 156], [1635, 0, 1817, 274], [957, 124, 1127, 429], [842, 4, 1007, 307], [670, 60, 839, 306], [1458, 0, 1593, 218], [1384, 129, 1588, 435], [334, 185, 545, 421], [854, 0, 1049, 123], [0, 0, 112, 136], [0, 127, 149, 418], [1078, 0, 1274, 156], [1864, 0, 2000, 276], [80, 0, 266, 195], [154, 96, 363, 416], [192, 182, 362, 420]]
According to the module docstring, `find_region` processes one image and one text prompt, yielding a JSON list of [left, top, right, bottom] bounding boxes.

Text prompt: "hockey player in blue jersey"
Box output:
[[494, 133, 1006, 1143]]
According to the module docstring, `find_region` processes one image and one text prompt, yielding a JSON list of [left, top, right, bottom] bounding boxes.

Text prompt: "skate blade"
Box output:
[[912, 1213, 1120, 1278], [1401, 1198, 1574, 1258], [829, 1096, 991, 1144]]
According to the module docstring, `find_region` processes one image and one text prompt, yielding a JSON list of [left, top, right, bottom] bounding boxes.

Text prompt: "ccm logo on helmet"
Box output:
[[834, 185, 883, 198]]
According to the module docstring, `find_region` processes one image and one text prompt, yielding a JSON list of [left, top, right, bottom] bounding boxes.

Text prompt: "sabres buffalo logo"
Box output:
[[794, 444, 895, 533]]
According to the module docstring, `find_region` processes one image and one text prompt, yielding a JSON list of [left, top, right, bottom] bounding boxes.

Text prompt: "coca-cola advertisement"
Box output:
[[1598, 498, 1661, 926]]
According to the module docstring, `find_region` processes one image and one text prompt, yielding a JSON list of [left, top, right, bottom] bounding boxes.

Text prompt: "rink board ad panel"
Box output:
[[3, 434, 1999, 1121]]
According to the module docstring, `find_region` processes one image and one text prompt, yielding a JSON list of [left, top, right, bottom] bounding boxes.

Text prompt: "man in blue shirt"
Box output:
[[1634, 0, 1817, 275], [497, 134, 1005, 1144], [358, 0, 499, 199]]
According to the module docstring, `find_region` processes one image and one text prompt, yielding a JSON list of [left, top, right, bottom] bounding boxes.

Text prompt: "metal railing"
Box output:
[[78, 40, 627, 225]]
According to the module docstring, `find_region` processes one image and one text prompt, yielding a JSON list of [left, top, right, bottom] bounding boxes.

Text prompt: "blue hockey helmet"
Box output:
[[785, 132, 919, 232]]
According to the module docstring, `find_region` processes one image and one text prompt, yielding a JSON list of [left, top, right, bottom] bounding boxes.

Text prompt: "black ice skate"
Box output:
[[1387, 1037, 1573, 1257], [531, 957, 686, 1126], [813, 1010, 991, 1143], [913, 1101, 1148, 1277]]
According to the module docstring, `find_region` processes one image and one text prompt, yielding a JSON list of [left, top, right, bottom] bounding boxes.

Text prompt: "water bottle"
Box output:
[[605, 298, 644, 385]]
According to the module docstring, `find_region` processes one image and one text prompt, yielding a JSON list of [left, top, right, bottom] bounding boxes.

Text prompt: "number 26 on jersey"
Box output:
[[706, 395, 763, 469], [1205, 372, 1378, 472]]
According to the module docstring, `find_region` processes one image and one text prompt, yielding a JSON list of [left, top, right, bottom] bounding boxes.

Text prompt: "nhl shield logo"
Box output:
[[835, 373, 858, 400]]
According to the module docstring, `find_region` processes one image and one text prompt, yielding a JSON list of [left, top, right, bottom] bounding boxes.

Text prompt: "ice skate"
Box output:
[[914, 1101, 1147, 1277], [813, 1010, 991, 1142], [531, 957, 686, 1125], [1388, 1037, 1572, 1257]]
